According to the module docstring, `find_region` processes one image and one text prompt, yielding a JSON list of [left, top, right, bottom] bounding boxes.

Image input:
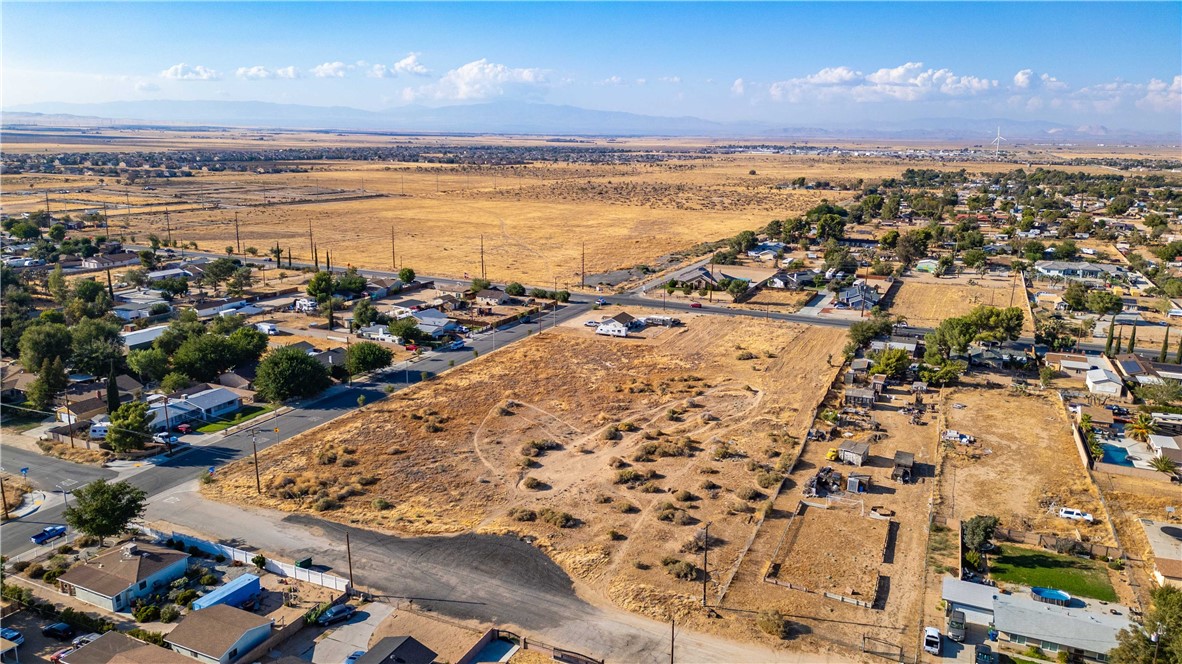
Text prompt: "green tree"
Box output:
[[160, 372, 192, 393], [225, 267, 254, 297], [398, 267, 416, 284], [1127, 413, 1156, 442], [1063, 281, 1089, 311], [106, 363, 120, 414], [18, 322, 72, 372], [1106, 319, 1116, 357], [895, 230, 929, 265], [1134, 380, 1182, 407], [1087, 290, 1123, 315], [869, 348, 911, 379], [505, 282, 526, 297], [63, 479, 147, 547], [937, 255, 955, 276], [70, 318, 125, 376], [255, 346, 332, 402], [138, 250, 159, 270], [962, 248, 988, 273], [127, 348, 170, 384], [1109, 585, 1181, 664], [345, 341, 393, 375], [919, 360, 967, 386], [123, 268, 148, 288], [48, 263, 69, 305], [172, 334, 238, 381], [555, 290, 571, 303], [879, 230, 899, 249], [1149, 454, 1179, 477], [470, 278, 492, 293], [26, 357, 68, 412], [1128, 325, 1137, 353], [227, 326, 269, 366], [962, 515, 1000, 553], [334, 267, 367, 294], [1161, 327, 1170, 364], [106, 401, 154, 453], [306, 271, 334, 302], [881, 194, 901, 220], [201, 258, 239, 293], [352, 297, 379, 329], [47, 224, 67, 242]]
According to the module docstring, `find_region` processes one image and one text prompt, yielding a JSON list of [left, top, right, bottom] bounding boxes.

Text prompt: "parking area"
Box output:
[[297, 602, 394, 663], [927, 623, 993, 664], [0, 609, 86, 663]]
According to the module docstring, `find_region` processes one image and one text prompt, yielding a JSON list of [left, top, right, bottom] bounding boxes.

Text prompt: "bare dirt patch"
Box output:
[[887, 274, 1034, 332], [771, 503, 888, 600]]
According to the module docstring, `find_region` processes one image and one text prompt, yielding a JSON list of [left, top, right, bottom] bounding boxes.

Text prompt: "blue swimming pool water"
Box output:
[[1100, 443, 1132, 466], [471, 639, 518, 663]]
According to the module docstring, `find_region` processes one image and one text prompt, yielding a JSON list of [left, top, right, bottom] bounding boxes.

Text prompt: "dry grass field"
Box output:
[[938, 379, 1109, 542], [204, 313, 848, 645], [886, 273, 1035, 333]]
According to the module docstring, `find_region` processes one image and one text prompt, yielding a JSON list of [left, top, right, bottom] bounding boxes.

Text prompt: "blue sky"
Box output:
[[4, 2, 1180, 131]]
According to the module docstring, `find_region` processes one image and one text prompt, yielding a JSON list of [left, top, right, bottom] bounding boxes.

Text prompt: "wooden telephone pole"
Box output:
[[234, 212, 242, 254], [480, 234, 486, 281], [164, 207, 173, 245], [391, 225, 396, 271], [581, 241, 586, 288]]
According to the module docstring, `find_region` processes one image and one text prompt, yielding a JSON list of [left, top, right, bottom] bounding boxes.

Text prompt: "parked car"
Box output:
[[689, 302, 703, 309], [72, 633, 101, 648], [922, 627, 941, 656], [50, 647, 74, 663], [42, 623, 75, 640], [31, 525, 67, 545], [345, 651, 366, 664], [584, 319, 600, 327], [404, 343, 419, 352], [595, 298, 608, 306], [153, 433, 179, 445], [317, 604, 357, 626], [0, 627, 24, 646], [1058, 507, 1095, 522], [947, 609, 967, 642], [256, 322, 278, 335], [176, 423, 192, 434], [975, 644, 997, 664]]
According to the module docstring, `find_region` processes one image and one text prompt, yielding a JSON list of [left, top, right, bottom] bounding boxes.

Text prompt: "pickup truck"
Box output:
[[31, 525, 67, 545], [1058, 507, 1095, 522], [445, 340, 465, 351]]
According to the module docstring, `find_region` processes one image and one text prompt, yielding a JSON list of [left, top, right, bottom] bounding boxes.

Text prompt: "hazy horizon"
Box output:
[[3, 2, 1180, 134]]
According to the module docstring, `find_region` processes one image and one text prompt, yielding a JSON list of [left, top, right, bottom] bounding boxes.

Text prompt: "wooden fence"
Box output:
[[993, 527, 1123, 560]]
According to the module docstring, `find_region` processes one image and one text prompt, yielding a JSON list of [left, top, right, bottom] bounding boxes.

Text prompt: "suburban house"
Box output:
[[1045, 352, 1115, 377], [670, 263, 777, 292], [412, 308, 459, 338], [179, 387, 243, 421], [121, 323, 170, 350], [62, 630, 193, 664], [992, 592, 1132, 663], [475, 288, 511, 306], [836, 281, 881, 310], [113, 300, 169, 321], [310, 347, 347, 370], [434, 283, 469, 299], [144, 398, 200, 432], [1145, 433, 1182, 465], [1085, 368, 1125, 399], [1113, 353, 1175, 386], [767, 270, 818, 290], [0, 370, 37, 402], [55, 394, 110, 424], [146, 267, 192, 282], [81, 252, 139, 269], [57, 543, 190, 612], [596, 312, 636, 338], [356, 636, 438, 664], [868, 336, 919, 357], [364, 277, 402, 299], [1140, 520, 1182, 588], [165, 604, 273, 664], [1034, 260, 1125, 282], [941, 576, 996, 626], [192, 298, 249, 318]]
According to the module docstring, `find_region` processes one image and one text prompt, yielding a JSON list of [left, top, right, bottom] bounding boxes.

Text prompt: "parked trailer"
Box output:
[[190, 573, 261, 611]]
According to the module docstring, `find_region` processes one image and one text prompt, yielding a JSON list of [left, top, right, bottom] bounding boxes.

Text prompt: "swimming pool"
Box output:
[[1100, 443, 1132, 466]]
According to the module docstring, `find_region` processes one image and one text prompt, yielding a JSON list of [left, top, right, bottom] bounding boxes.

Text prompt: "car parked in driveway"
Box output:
[[922, 627, 941, 655], [0, 627, 24, 646], [42, 623, 75, 640], [50, 647, 74, 663], [975, 644, 997, 664], [72, 633, 101, 647], [30, 525, 67, 545], [316, 604, 356, 626]]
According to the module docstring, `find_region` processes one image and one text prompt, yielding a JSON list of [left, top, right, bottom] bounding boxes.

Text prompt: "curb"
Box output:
[[3, 491, 48, 521]]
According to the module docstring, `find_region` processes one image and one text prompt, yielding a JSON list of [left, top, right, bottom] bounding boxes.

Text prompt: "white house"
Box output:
[[596, 312, 636, 337], [1085, 368, 1125, 398], [146, 268, 192, 282], [412, 308, 458, 338], [81, 252, 139, 269], [58, 543, 190, 613], [993, 592, 1132, 664], [182, 387, 243, 421], [166, 604, 273, 664]]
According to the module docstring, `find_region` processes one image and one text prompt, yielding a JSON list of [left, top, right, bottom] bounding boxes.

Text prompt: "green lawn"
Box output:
[[988, 543, 1118, 602], [195, 404, 277, 433]]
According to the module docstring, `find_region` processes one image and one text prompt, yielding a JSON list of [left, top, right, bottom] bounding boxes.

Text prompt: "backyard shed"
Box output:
[[844, 388, 876, 407], [846, 474, 870, 493], [837, 440, 870, 466], [891, 451, 915, 482], [191, 573, 260, 611]]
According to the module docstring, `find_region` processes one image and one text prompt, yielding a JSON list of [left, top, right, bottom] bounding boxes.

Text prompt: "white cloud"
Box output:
[[730, 78, 745, 96], [1040, 73, 1068, 91], [368, 64, 395, 79], [1137, 75, 1182, 112], [160, 63, 220, 81], [600, 76, 624, 86], [275, 66, 300, 79], [135, 81, 159, 93], [311, 61, 347, 78], [394, 52, 429, 76], [1013, 69, 1033, 89], [406, 59, 548, 101], [660, 76, 681, 84], [635, 78, 647, 86], [770, 62, 996, 103], [236, 65, 274, 80]]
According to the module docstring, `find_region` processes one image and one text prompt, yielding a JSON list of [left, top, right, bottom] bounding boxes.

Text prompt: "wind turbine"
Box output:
[[991, 126, 1007, 159]]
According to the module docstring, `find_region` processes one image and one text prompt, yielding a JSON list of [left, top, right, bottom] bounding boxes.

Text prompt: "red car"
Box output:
[[689, 302, 703, 309], [405, 344, 419, 352], [51, 647, 75, 663], [176, 423, 192, 434]]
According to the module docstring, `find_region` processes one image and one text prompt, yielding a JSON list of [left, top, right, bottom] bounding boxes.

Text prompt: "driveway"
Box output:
[[308, 602, 395, 663]]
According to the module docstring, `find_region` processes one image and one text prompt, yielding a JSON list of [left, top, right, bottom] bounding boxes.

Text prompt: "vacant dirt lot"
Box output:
[[204, 315, 847, 647], [772, 503, 889, 599], [887, 273, 1034, 333], [939, 378, 1109, 542]]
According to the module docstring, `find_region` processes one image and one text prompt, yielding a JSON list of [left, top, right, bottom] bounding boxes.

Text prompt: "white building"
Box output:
[[166, 604, 273, 664], [596, 312, 636, 337], [1085, 368, 1124, 398]]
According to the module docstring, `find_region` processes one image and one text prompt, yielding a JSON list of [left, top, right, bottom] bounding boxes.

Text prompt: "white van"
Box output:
[[256, 323, 278, 335]]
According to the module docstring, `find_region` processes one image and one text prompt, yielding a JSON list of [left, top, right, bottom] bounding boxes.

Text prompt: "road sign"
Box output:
[[20, 467, 28, 477], [208, 466, 216, 475]]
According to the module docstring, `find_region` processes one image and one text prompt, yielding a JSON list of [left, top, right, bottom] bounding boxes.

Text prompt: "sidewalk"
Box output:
[[4, 490, 48, 520]]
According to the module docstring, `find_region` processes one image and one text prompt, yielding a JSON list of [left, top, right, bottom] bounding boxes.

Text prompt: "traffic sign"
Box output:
[[20, 467, 28, 477]]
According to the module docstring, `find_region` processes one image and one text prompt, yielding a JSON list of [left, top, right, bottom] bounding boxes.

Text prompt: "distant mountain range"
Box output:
[[3, 99, 1176, 142]]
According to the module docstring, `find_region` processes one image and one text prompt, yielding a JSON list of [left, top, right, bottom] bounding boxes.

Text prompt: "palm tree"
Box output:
[[1149, 454, 1178, 476], [1127, 413, 1156, 442]]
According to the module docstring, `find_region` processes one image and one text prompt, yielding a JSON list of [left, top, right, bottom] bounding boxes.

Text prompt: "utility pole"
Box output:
[[345, 532, 356, 595], [124, 192, 132, 242], [45, 191, 50, 214], [308, 219, 314, 258], [702, 522, 710, 606], [391, 225, 396, 271], [251, 429, 262, 494], [581, 241, 586, 288], [164, 207, 172, 245], [480, 234, 486, 281], [669, 619, 675, 664], [234, 212, 241, 254], [0, 475, 9, 521]]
